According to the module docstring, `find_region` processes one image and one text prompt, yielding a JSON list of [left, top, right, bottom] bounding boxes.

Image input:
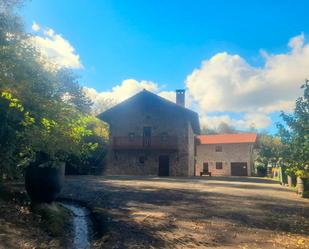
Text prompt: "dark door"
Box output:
[[143, 127, 151, 147], [231, 162, 248, 176], [203, 162, 209, 173], [158, 155, 169, 176]]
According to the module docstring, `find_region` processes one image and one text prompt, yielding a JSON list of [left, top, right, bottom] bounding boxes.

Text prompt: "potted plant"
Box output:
[[285, 167, 296, 187], [295, 167, 309, 197], [24, 114, 95, 204], [24, 117, 70, 204], [25, 151, 65, 203]]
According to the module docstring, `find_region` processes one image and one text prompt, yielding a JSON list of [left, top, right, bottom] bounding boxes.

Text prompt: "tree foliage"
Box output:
[[0, 1, 108, 180], [278, 81, 309, 177], [255, 82, 308, 178], [255, 133, 283, 167], [201, 122, 237, 135]]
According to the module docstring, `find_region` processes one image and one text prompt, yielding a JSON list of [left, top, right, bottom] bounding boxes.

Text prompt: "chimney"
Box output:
[[176, 89, 185, 107]]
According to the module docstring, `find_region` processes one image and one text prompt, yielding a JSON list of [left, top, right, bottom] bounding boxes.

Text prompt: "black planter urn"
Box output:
[[25, 161, 65, 203]]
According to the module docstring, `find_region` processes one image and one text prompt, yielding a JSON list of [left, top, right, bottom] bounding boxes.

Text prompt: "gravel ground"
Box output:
[[61, 176, 309, 249]]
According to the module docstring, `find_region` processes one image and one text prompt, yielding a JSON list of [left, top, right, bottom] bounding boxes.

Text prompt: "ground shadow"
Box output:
[[60, 176, 309, 248]]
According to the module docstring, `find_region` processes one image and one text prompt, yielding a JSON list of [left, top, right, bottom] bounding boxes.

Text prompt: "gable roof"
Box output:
[[198, 133, 257, 145], [97, 89, 200, 134]]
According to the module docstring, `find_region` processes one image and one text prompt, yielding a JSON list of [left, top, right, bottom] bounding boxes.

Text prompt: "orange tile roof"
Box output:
[[198, 133, 257, 144]]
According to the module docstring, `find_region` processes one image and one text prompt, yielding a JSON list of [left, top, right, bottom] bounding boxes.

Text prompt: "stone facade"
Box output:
[[98, 90, 200, 176], [196, 143, 255, 176]]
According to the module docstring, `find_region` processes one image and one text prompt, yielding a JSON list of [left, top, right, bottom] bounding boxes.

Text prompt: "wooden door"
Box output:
[[203, 162, 209, 173], [158, 155, 169, 176], [231, 162, 248, 176]]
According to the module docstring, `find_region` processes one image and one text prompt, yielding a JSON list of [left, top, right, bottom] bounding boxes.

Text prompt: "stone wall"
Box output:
[[104, 150, 178, 175], [102, 101, 195, 176], [196, 143, 254, 176], [187, 122, 195, 176]]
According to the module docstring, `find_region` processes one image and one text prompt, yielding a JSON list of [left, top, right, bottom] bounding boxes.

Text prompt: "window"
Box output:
[[143, 127, 151, 147], [215, 145, 222, 152], [160, 132, 168, 142], [143, 127, 151, 137], [216, 162, 223, 169]]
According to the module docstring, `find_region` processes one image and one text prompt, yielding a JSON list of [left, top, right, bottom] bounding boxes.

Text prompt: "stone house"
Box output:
[[98, 89, 200, 176], [195, 133, 257, 176]]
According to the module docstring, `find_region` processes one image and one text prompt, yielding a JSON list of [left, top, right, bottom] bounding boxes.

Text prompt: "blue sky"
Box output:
[[21, 0, 309, 133]]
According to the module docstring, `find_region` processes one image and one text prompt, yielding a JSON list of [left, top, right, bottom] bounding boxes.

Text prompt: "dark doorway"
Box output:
[[231, 162, 248, 176], [143, 127, 151, 147], [158, 155, 169, 176], [203, 162, 209, 173]]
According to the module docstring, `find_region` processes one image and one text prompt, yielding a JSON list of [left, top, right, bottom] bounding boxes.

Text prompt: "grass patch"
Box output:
[[32, 203, 71, 238], [302, 191, 309, 198]]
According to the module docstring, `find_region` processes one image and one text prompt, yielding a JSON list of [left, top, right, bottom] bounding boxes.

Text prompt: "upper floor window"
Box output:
[[216, 162, 223, 169], [143, 127, 151, 137], [160, 132, 168, 142], [215, 145, 222, 152], [143, 127, 151, 147]]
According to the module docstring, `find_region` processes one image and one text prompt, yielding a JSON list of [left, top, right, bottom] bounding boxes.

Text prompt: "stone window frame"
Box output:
[[215, 145, 222, 152], [216, 162, 223, 170]]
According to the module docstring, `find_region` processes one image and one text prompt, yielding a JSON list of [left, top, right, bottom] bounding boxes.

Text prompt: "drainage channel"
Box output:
[[60, 202, 91, 249]]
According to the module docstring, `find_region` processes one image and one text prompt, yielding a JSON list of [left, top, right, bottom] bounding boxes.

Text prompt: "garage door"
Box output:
[[231, 162, 248, 176]]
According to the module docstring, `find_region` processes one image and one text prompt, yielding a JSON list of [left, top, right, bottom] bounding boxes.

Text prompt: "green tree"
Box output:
[[278, 80, 309, 178], [200, 122, 237, 135], [255, 133, 283, 168], [0, 0, 108, 179], [217, 122, 237, 134], [200, 126, 218, 135]]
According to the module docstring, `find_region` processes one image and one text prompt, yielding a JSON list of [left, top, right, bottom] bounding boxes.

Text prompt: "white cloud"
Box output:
[[158, 91, 176, 102], [84, 79, 174, 115], [84, 79, 197, 116], [30, 23, 82, 69], [84, 34, 307, 131], [44, 28, 55, 37], [199, 112, 271, 130], [31, 22, 40, 32], [186, 33, 309, 129]]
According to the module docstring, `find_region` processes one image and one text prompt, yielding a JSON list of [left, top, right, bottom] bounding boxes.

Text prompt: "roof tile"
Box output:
[[198, 133, 257, 144]]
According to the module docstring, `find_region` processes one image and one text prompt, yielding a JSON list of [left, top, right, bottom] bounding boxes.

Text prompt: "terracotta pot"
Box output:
[[25, 161, 65, 203]]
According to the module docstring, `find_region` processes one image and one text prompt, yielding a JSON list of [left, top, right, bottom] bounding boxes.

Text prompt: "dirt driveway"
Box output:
[[60, 176, 309, 249]]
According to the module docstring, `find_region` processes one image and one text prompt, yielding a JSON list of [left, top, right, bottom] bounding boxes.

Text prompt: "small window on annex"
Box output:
[[215, 145, 222, 152], [216, 162, 223, 169]]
